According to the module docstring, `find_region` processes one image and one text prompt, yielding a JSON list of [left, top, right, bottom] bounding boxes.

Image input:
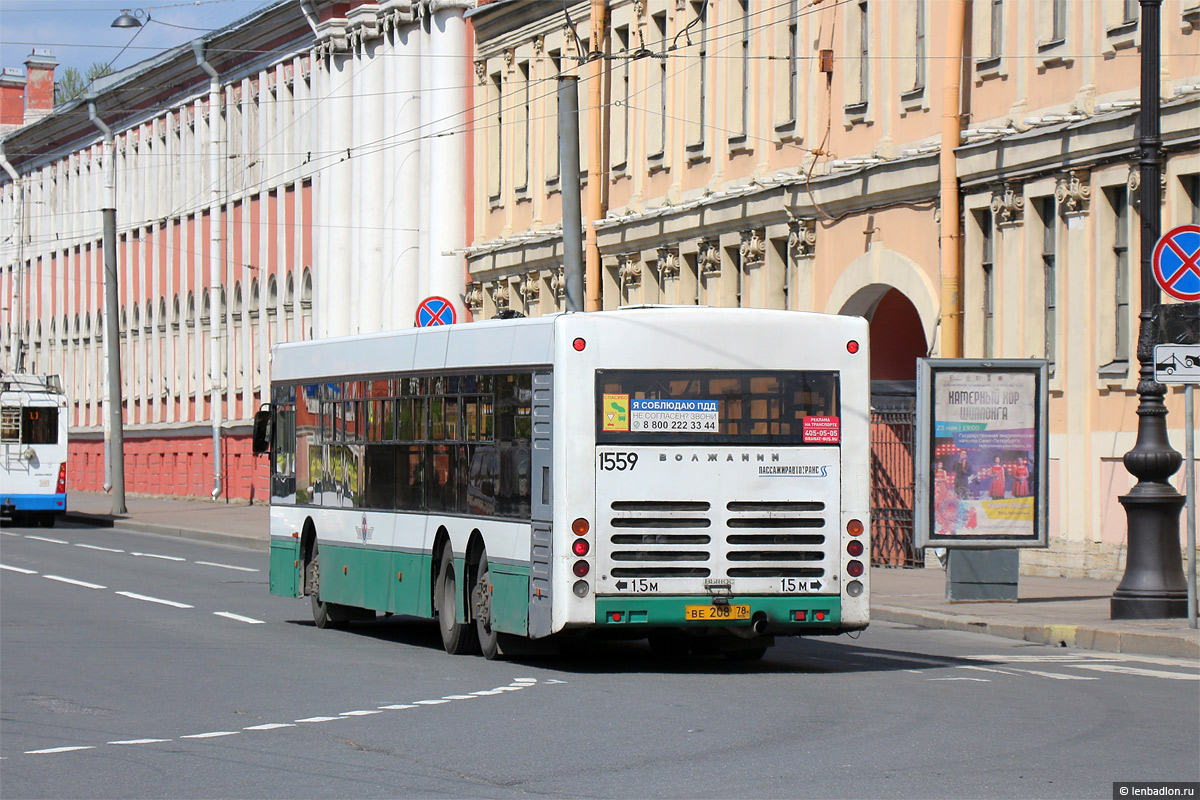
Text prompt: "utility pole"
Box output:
[[584, 0, 608, 312], [87, 95, 126, 515], [1111, 0, 1188, 619], [559, 76, 585, 313]]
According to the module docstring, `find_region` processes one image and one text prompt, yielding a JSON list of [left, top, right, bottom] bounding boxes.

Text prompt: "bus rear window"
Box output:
[[596, 370, 839, 445], [21, 407, 59, 444]]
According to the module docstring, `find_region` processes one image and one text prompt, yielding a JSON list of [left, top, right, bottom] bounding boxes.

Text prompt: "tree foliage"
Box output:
[[55, 63, 115, 104]]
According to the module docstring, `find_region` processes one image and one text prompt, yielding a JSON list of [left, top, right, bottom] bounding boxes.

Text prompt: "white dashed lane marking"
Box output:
[[0, 564, 37, 574], [24, 536, 67, 545], [23, 680, 556, 756], [195, 561, 259, 573], [130, 552, 186, 562], [74, 544, 125, 553], [213, 612, 265, 624], [115, 591, 193, 609], [43, 575, 106, 590]]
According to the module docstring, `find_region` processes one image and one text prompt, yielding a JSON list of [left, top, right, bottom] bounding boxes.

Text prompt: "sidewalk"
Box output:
[[61, 491, 1199, 661]]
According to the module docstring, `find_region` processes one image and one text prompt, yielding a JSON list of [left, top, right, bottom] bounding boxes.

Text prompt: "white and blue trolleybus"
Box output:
[[255, 307, 871, 659], [1, 373, 70, 527]]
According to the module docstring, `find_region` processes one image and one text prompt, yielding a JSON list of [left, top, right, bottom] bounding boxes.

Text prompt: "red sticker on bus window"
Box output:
[[803, 416, 840, 443]]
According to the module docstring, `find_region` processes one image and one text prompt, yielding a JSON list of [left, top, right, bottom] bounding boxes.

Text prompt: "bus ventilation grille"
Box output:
[[606, 500, 828, 579]]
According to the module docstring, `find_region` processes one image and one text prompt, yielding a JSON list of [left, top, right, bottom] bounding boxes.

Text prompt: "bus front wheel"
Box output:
[[437, 548, 479, 655], [308, 545, 350, 630]]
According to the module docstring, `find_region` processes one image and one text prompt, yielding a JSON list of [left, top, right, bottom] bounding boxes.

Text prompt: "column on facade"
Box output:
[[357, 23, 385, 333], [422, 1, 471, 321], [386, 18, 422, 330], [1057, 169, 1095, 544]]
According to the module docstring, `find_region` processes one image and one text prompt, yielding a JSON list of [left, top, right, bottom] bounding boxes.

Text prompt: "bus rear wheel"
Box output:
[[472, 553, 503, 660], [437, 548, 479, 655]]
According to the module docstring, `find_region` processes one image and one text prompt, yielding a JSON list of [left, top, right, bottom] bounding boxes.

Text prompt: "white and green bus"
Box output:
[[255, 307, 870, 659]]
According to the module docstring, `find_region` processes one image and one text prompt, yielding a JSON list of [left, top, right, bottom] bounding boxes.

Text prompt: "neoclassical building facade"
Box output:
[[2, 0, 1198, 576], [0, 0, 475, 501], [463, 0, 1200, 575]]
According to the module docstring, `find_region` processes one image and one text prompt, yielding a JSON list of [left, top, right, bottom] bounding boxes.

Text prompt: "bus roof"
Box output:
[[270, 307, 866, 383]]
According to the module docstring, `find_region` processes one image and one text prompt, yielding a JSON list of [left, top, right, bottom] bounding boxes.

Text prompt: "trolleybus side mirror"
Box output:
[[252, 405, 272, 455]]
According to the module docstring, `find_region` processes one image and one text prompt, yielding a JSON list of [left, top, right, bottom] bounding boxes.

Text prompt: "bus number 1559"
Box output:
[[599, 452, 638, 471]]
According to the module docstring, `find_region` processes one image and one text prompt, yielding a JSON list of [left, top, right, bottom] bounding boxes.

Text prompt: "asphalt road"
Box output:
[[2, 520, 1197, 800]]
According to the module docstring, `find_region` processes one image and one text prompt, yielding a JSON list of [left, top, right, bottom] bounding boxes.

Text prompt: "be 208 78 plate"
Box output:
[[684, 604, 750, 621]]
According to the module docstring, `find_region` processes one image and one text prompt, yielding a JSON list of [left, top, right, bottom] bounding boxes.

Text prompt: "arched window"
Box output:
[[250, 278, 260, 321], [61, 315, 69, 344], [172, 296, 181, 329], [266, 275, 277, 317], [84, 312, 92, 342], [73, 314, 81, 344], [187, 292, 196, 328], [233, 281, 243, 321], [158, 298, 167, 332], [201, 289, 211, 327], [119, 308, 128, 335]]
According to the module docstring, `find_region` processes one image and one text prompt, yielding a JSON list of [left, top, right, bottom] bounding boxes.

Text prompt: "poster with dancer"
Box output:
[[915, 359, 1049, 548]]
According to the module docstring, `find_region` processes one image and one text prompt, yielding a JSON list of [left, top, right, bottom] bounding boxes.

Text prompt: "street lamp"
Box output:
[[1112, 0, 1188, 619], [111, 9, 148, 28]]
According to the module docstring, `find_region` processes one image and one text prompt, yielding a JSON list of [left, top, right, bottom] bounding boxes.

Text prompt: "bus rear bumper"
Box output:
[[1, 494, 66, 515], [594, 595, 844, 633]]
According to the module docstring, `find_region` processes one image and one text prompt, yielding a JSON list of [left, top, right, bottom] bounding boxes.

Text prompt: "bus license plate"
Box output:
[[684, 604, 751, 621]]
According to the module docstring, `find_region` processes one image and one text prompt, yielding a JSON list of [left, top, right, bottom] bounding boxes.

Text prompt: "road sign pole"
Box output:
[[1112, 0, 1188, 619], [1188, 385, 1197, 628]]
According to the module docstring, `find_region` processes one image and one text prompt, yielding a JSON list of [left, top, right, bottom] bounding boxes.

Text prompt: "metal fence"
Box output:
[[870, 387, 922, 568]]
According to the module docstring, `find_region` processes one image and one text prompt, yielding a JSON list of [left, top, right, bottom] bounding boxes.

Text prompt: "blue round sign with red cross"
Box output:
[[1153, 224, 1200, 302], [415, 296, 457, 327]]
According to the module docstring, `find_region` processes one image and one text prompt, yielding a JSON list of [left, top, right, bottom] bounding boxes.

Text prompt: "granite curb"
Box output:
[[63, 513, 267, 552], [873, 604, 1199, 660]]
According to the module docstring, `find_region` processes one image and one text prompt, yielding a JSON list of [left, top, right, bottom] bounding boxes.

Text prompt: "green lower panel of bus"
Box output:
[[269, 540, 301, 597], [595, 595, 842, 629], [268, 538, 529, 634]]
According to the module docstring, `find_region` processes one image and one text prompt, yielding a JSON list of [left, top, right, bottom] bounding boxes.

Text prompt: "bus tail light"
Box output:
[[572, 539, 590, 556], [573, 337, 587, 351], [847, 539, 864, 557], [56, 463, 67, 494], [846, 519, 864, 536], [846, 340, 860, 354], [572, 518, 590, 536], [573, 560, 590, 577], [846, 560, 864, 578], [573, 580, 590, 598], [846, 580, 864, 597]]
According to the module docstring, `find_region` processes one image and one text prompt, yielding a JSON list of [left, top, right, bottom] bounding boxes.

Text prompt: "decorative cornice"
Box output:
[[990, 182, 1025, 228], [550, 267, 566, 300], [1054, 170, 1091, 218], [618, 255, 642, 287], [521, 271, 541, 301], [489, 280, 510, 309], [656, 246, 680, 279], [740, 229, 765, 269], [474, 60, 487, 85], [788, 219, 817, 259], [464, 282, 483, 314], [533, 35, 544, 56], [698, 239, 720, 277]]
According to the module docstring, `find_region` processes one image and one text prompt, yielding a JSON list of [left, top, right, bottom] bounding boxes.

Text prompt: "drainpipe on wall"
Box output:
[[0, 146, 24, 372], [584, 0, 608, 312], [194, 42, 224, 501], [298, 0, 321, 35], [938, 0, 967, 357], [87, 96, 126, 513]]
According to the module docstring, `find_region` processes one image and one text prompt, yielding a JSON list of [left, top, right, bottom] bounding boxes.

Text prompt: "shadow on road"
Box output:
[[287, 614, 974, 677]]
